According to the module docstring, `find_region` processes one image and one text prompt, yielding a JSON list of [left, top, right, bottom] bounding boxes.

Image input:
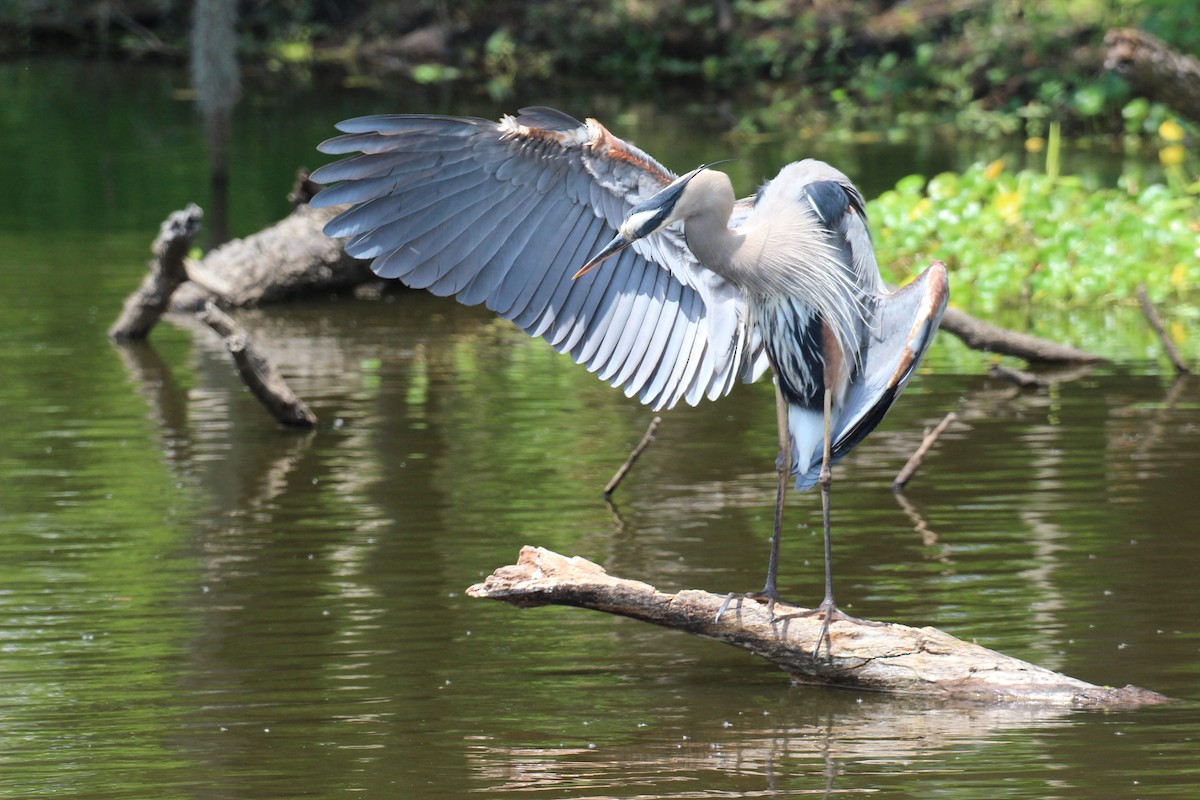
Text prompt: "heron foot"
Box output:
[[774, 601, 885, 661], [714, 589, 779, 623]]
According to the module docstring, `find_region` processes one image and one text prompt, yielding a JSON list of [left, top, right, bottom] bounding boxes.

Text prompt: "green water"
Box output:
[[1, 59, 1198, 799]]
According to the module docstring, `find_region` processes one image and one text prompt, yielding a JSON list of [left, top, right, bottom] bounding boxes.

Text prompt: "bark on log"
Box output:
[[469, 546, 1173, 708], [170, 202, 371, 311], [197, 302, 319, 428], [109, 204, 203, 340], [940, 308, 1104, 364], [1105, 28, 1200, 124]]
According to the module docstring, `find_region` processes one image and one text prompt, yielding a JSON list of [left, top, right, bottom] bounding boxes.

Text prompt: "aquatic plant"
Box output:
[[869, 124, 1199, 314]]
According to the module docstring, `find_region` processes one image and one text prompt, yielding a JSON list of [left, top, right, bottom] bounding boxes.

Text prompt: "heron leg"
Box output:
[[812, 386, 838, 658], [763, 376, 792, 600], [775, 389, 882, 660], [715, 377, 791, 623]]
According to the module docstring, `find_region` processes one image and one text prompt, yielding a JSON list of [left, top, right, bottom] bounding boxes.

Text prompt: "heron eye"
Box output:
[[624, 207, 663, 238]]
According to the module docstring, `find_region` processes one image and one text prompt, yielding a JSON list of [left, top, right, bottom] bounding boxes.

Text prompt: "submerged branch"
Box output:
[[1137, 284, 1191, 375], [197, 303, 318, 428], [469, 547, 1173, 708], [892, 411, 957, 490], [604, 416, 662, 498]]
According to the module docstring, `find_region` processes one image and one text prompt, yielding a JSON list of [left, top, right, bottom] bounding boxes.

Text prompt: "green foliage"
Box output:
[[868, 126, 1200, 315]]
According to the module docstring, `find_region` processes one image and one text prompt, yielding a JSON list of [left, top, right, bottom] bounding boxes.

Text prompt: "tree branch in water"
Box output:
[[939, 308, 1105, 363]]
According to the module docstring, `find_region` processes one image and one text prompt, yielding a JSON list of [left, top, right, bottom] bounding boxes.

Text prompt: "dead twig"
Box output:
[[1137, 284, 1191, 375], [109, 204, 203, 340], [197, 302, 318, 428], [893, 411, 958, 491], [468, 546, 1173, 706], [603, 416, 662, 498]]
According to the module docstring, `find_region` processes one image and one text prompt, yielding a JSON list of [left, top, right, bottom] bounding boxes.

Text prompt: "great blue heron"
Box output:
[[311, 106, 948, 656]]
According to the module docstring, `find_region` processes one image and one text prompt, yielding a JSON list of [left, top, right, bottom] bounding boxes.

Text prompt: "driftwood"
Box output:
[[197, 302, 318, 428], [1106, 28, 1200, 124], [469, 546, 1173, 707], [940, 308, 1104, 364], [892, 411, 957, 490], [109, 204, 203, 340]]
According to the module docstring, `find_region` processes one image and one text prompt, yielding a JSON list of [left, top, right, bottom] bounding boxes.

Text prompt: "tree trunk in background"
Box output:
[[191, 0, 240, 249]]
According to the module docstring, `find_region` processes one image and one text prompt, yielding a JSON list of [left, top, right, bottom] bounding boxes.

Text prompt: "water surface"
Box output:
[[1, 59, 1198, 799]]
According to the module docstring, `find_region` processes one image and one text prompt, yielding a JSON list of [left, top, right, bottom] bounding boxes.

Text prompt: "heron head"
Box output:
[[573, 166, 706, 279]]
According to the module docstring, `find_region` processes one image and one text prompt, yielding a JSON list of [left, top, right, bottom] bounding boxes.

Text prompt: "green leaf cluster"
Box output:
[[869, 131, 1199, 314]]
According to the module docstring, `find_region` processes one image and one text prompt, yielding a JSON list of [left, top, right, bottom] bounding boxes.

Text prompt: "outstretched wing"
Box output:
[[311, 106, 768, 410], [794, 261, 949, 489]]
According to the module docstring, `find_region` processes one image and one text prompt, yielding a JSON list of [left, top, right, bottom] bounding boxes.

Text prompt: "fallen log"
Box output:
[[469, 546, 1173, 708], [1105, 28, 1200, 125], [170, 200, 370, 311], [940, 308, 1104, 363]]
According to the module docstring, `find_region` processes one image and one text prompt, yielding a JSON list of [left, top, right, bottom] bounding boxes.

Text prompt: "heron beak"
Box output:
[[573, 233, 631, 280]]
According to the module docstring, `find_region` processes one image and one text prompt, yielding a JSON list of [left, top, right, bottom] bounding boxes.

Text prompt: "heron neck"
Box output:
[[685, 214, 786, 297], [683, 213, 750, 287]]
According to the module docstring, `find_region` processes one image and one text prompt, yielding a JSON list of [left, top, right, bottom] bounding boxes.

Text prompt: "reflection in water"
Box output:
[[467, 695, 1081, 797]]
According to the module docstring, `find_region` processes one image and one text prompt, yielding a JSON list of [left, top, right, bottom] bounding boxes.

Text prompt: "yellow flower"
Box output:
[[1160, 144, 1186, 166], [984, 159, 1005, 180], [908, 197, 932, 221], [995, 191, 1021, 222], [1159, 119, 1186, 143], [1025, 137, 1045, 153], [1171, 262, 1188, 288], [1170, 321, 1187, 344]]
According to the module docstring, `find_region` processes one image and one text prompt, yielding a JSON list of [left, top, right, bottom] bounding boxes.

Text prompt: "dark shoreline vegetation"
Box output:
[[6, 0, 1197, 314], [5, 1, 1197, 135]]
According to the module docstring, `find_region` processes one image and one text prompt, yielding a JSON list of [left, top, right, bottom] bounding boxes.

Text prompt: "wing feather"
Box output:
[[311, 108, 764, 409]]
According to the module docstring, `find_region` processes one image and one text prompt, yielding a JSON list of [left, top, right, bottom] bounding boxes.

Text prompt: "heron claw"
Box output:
[[714, 589, 779, 623], [774, 601, 884, 661]]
